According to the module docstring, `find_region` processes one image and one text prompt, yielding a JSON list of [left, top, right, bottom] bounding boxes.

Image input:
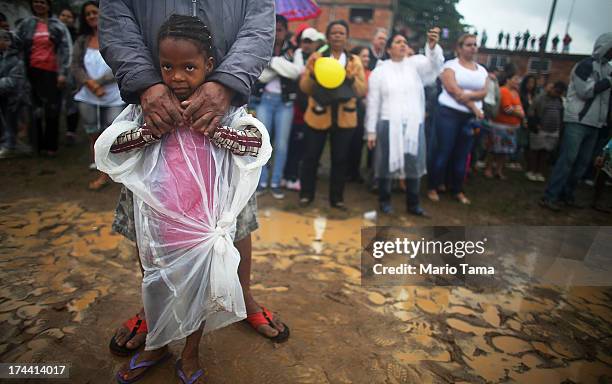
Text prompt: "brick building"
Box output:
[[288, 0, 395, 45], [476, 48, 589, 84]]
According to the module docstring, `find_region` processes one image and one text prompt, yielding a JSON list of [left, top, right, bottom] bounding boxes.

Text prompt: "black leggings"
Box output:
[[29, 67, 62, 152], [300, 125, 355, 205]]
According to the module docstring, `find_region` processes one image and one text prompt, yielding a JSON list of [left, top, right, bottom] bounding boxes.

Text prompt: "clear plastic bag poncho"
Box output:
[[94, 105, 271, 350]]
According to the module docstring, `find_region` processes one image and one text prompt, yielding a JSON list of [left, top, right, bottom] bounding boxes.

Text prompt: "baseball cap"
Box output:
[[301, 28, 325, 42]]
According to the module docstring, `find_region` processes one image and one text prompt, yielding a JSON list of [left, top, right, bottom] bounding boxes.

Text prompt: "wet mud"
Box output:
[[1, 148, 611, 383]]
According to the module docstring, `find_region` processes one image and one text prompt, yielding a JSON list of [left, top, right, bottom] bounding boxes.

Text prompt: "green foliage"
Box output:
[[396, 0, 466, 46]]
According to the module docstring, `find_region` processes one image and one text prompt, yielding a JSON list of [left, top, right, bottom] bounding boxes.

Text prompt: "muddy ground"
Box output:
[[1, 140, 611, 384]]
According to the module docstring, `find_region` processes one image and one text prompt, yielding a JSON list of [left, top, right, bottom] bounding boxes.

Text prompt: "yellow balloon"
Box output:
[[314, 57, 346, 89]]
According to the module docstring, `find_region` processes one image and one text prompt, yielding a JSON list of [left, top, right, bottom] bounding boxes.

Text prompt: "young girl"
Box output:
[[95, 15, 271, 384]]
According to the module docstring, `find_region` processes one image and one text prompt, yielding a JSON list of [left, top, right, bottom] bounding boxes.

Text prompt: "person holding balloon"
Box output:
[[365, 29, 444, 216], [298, 20, 367, 209]]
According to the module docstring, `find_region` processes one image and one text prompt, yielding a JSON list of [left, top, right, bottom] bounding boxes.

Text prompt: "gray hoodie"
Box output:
[[564, 33, 612, 128], [98, 0, 275, 105]]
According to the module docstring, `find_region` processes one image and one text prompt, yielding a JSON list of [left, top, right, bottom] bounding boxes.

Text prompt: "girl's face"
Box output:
[[458, 37, 478, 61], [159, 38, 214, 101], [84, 4, 99, 30], [327, 24, 347, 51], [358, 48, 370, 69], [59, 10, 74, 26], [387, 35, 409, 60], [509, 75, 521, 90], [526, 77, 536, 91], [32, 0, 49, 17]]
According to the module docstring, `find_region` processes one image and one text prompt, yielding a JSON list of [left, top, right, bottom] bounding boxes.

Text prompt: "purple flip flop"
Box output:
[[115, 351, 171, 383], [176, 359, 205, 384]]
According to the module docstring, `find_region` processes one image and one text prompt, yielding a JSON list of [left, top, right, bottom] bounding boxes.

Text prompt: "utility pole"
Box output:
[[565, 0, 576, 36], [537, 0, 557, 77]]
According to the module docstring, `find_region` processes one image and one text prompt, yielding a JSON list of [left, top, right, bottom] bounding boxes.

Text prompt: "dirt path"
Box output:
[[1, 145, 611, 383]]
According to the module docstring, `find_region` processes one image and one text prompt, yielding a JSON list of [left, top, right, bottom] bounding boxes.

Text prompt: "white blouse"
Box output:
[[365, 44, 444, 173], [438, 58, 488, 113]]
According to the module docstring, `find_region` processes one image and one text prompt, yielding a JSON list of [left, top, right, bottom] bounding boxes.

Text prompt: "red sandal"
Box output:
[[109, 313, 148, 356], [245, 306, 290, 343]]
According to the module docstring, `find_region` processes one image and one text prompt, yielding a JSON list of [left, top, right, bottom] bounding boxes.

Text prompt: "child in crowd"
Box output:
[[0, 29, 25, 159], [94, 15, 270, 384], [526, 81, 567, 182]]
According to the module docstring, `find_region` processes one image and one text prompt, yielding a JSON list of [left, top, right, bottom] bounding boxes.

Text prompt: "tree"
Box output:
[[395, 0, 466, 50]]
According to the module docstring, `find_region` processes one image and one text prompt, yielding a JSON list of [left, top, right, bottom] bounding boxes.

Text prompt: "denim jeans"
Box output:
[[429, 106, 474, 194], [544, 122, 599, 202], [256, 92, 294, 187], [77, 103, 125, 134], [379, 177, 421, 211]]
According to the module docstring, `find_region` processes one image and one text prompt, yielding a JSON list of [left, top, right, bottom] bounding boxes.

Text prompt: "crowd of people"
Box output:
[[0, 0, 123, 191], [1, 3, 611, 215], [247, 18, 611, 215], [485, 29, 574, 53]]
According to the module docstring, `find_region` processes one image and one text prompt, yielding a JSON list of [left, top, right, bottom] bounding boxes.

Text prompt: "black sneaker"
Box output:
[[380, 202, 394, 214], [408, 206, 430, 218], [271, 187, 285, 200], [539, 198, 561, 212]]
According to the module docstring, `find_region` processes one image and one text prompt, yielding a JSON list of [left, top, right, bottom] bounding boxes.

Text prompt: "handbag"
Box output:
[[311, 78, 356, 106]]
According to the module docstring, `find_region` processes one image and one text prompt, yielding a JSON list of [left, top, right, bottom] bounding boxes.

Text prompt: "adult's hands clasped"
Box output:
[[182, 82, 235, 136], [140, 82, 234, 138]]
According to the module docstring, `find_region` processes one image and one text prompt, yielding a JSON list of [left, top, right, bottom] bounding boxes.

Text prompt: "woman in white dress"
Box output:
[[366, 29, 444, 215], [71, 1, 124, 190]]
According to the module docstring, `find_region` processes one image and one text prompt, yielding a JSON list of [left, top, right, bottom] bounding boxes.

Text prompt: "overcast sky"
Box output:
[[456, 0, 612, 55]]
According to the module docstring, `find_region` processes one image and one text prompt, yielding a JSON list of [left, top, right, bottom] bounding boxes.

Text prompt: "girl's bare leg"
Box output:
[[180, 325, 205, 381]]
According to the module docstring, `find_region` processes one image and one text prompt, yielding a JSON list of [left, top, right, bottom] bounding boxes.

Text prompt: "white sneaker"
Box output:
[[89, 162, 97, 171], [584, 179, 595, 187], [285, 179, 301, 191], [535, 174, 546, 182], [525, 172, 538, 182], [475, 161, 486, 169]]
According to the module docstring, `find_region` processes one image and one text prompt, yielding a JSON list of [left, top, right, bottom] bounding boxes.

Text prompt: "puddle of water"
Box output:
[[66, 290, 99, 322], [491, 335, 532, 354], [446, 318, 490, 336]]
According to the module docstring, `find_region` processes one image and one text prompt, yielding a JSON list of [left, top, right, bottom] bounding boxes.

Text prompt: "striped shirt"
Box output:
[[110, 125, 262, 157]]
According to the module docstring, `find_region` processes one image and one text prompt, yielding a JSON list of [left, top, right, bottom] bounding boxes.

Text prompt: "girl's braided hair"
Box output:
[[157, 14, 214, 58]]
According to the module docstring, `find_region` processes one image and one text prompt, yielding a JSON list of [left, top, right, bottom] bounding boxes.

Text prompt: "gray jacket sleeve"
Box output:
[[206, 0, 275, 106], [0, 59, 24, 96], [572, 59, 612, 101], [98, 0, 162, 104]]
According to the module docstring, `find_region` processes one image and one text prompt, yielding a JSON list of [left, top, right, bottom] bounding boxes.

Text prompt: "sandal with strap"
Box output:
[[115, 351, 171, 384], [109, 314, 148, 356], [176, 359, 205, 384], [245, 306, 290, 343]]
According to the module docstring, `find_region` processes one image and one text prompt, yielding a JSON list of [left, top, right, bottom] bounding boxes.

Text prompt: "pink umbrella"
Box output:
[[276, 0, 321, 21]]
